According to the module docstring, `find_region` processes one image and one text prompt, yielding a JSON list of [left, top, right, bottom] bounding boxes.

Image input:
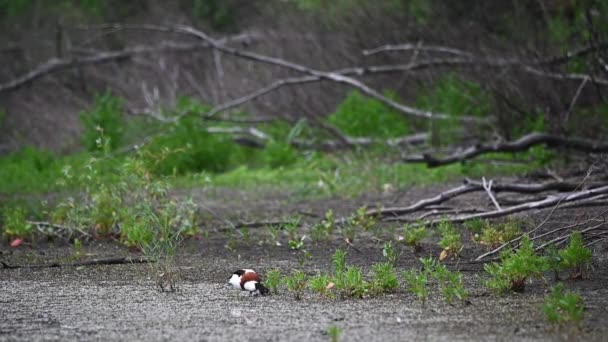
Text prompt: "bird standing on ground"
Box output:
[[228, 269, 270, 296]]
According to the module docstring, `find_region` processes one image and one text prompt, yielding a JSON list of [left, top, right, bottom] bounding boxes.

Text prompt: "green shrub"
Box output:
[[419, 257, 468, 304], [336, 266, 368, 299], [438, 220, 462, 259], [120, 214, 154, 248], [144, 116, 241, 175], [558, 231, 592, 278], [542, 283, 585, 327], [80, 92, 124, 152], [328, 90, 410, 138], [261, 141, 299, 168], [2, 207, 33, 239], [403, 225, 428, 251], [264, 269, 282, 294], [309, 273, 332, 297], [403, 269, 428, 303], [284, 270, 308, 300], [370, 262, 399, 294], [483, 235, 549, 293]]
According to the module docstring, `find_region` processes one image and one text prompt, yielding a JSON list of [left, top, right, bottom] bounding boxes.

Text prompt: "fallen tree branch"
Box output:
[[390, 185, 608, 226], [0, 256, 150, 270], [368, 178, 603, 218], [404, 133, 608, 167]]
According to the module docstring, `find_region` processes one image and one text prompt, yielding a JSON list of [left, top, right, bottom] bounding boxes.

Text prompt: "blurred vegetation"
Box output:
[[328, 91, 411, 138]]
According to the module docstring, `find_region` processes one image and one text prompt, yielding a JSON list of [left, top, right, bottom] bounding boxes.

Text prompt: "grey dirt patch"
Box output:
[[1, 246, 607, 342]]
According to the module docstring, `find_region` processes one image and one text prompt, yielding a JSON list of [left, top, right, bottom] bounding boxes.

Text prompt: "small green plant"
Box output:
[[479, 226, 503, 249], [438, 220, 462, 260], [282, 216, 301, 242], [2, 207, 33, 239], [541, 283, 585, 327], [403, 269, 428, 304], [284, 270, 308, 300], [330, 249, 368, 299], [337, 266, 368, 299], [289, 235, 306, 251], [500, 221, 522, 242], [382, 241, 399, 266], [558, 231, 592, 279], [73, 238, 82, 255], [350, 206, 376, 232], [419, 257, 468, 304], [483, 235, 549, 293], [266, 224, 282, 246], [264, 269, 282, 294], [309, 273, 332, 297], [402, 224, 428, 251], [238, 227, 251, 244], [296, 249, 312, 267], [333, 249, 347, 275], [370, 262, 399, 295], [433, 264, 468, 304], [327, 324, 342, 342], [476, 221, 521, 249], [464, 218, 488, 235], [311, 209, 336, 241]]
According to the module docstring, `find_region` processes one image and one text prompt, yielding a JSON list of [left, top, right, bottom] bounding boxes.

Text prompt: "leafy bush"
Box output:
[[261, 141, 299, 168], [328, 90, 410, 138], [0, 147, 64, 194], [483, 236, 549, 293], [144, 116, 241, 175], [403, 269, 428, 303], [311, 209, 335, 241], [309, 273, 332, 297], [418, 256, 468, 304], [80, 92, 124, 152], [370, 262, 399, 294], [120, 213, 154, 248], [336, 266, 368, 299], [431, 263, 468, 304], [283, 270, 308, 300], [1, 207, 33, 239], [382, 241, 398, 266], [542, 283, 585, 327], [402, 225, 428, 251], [438, 220, 462, 259], [264, 269, 282, 294]]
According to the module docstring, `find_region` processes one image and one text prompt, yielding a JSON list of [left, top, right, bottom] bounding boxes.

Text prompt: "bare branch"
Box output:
[[370, 178, 606, 218], [0, 35, 256, 94], [400, 184, 608, 227], [404, 133, 608, 167], [482, 177, 502, 211], [363, 43, 475, 57]]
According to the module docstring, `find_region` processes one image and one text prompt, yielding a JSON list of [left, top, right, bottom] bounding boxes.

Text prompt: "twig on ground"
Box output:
[[482, 177, 502, 211]]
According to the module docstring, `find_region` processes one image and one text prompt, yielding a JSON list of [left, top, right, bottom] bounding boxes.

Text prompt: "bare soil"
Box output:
[[1, 184, 607, 342]]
